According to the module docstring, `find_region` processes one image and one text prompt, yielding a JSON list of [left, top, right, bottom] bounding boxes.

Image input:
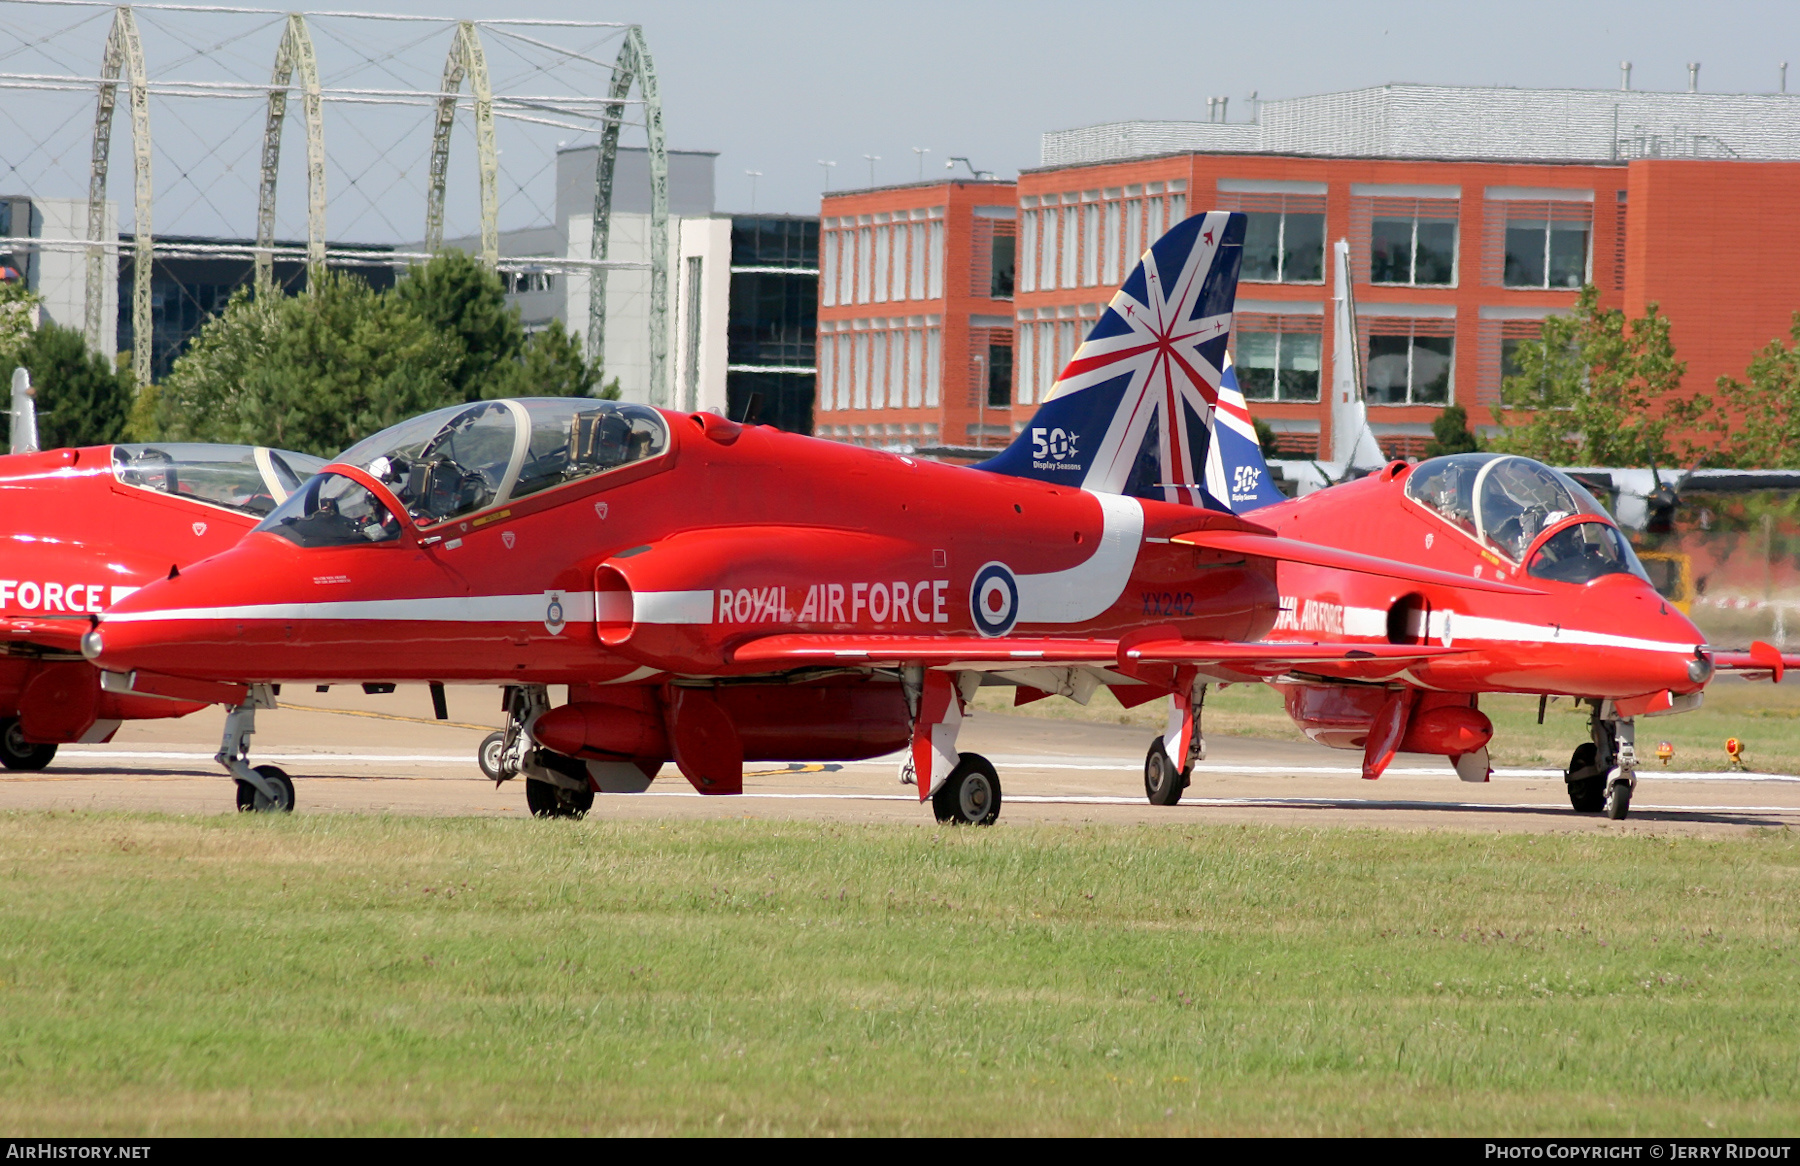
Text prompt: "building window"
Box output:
[[1103, 202, 1122, 284], [822, 232, 839, 307], [987, 342, 1012, 408], [873, 227, 890, 304], [855, 228, 871, 304], [990, 232, 1014, 300], [503, 269, 554, 294], [908, 222, 926, 300], [1233, 322, 1322, 402], [924, 326, 941, 406], [1058, 205, 1076, 289], [1241, 211, 1325, 283], [1019, 210, 1038, 294], [851, 332, 868, 408], [1366, 323, 1454, 405], [1081, 204, 1099, 286], [1124, 199, 1143, 273], [1504, 207, 1590, 289], [1371, 213, 1457, 286], [927, 222, 944, 299], [907, 329, 924, 407]]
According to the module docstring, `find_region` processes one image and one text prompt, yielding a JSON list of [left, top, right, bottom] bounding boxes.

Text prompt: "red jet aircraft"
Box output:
[[0, 440, 323, 777], [84, 211, 1538, 822], [1178, 361, 1798, 820]]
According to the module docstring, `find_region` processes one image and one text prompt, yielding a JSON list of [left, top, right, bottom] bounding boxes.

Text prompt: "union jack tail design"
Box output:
[[978, 210, 1245, 509], [1202, 355, 1287, 512]]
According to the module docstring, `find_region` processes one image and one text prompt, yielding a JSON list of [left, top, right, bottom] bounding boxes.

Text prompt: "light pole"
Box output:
[[863, 154, 880, 187], [745, 170, 762, 213], [817, 159, 836, 191], [912, 146, 930, 180]]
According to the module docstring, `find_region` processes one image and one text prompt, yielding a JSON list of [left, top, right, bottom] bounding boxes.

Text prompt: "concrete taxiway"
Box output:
[[6, 685, 1798, 835]]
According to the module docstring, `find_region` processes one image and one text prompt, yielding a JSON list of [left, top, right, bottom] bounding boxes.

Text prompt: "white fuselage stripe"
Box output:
[[1279, 603, 1700, 656], [104, 591, 603, 625]]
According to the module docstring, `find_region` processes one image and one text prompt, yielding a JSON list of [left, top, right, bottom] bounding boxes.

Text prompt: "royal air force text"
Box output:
[[717, 581, 952, 625]]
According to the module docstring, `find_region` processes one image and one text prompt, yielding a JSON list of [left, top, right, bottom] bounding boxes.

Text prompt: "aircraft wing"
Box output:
[[1711, 641, 1800, 683], [1170, 529, 1544, 596], [0, 616, 87, 654], [730, 634, 1465, 682]]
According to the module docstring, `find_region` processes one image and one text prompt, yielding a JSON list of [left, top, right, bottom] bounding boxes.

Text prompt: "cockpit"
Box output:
[[1404, 452, 1652, 585], [112, 443, 328, 518], [252, 398, 669, 548]]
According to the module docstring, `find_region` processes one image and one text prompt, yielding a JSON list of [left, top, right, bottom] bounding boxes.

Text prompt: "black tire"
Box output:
[[478, 731, 505, 782], [932, 752, 1001, 825], [525, 778, 594, 820], [1605, 779, 1633, 820], [0, 718, 56, 771], [1565, 742, 1606, 812], [235, 764, 295, 813], [1144, 738, 1183, 806]]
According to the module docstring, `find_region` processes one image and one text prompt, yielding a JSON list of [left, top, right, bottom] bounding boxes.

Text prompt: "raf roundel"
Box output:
[[969, 561, 1020, 637]]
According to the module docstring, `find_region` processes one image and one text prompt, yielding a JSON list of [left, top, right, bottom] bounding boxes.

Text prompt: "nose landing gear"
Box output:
[[218, 687, 292, 813], [1565, 701, 1636, 819]]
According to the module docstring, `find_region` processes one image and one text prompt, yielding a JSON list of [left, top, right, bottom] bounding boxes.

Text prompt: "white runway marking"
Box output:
[[51, 748, 1800, 783]]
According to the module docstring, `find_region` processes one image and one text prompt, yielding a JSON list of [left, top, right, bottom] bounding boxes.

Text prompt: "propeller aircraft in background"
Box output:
[[84, 211, 1538, 823]]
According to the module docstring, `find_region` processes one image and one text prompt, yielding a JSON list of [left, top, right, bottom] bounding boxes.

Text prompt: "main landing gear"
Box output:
[[931, 752, 1002, 825], [492, 685, 633, 820], [218, 687, 294, 813], [0, 717, 57, 771], [1565, 700, 1636, 820], [1144, 681, 1206, 807]]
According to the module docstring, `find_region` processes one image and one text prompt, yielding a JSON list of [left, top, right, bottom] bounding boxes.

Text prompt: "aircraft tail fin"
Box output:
[[1202, 356, 1286, 512], [976, 210, 1245, 510]]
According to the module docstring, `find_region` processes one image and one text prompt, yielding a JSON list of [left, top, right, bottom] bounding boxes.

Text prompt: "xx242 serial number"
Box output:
[[1141, 591, 1195, 617]]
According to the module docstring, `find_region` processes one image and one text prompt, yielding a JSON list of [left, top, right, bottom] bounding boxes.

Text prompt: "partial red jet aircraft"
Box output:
[[85, 211, 1540, 822], [0, 440, 323, 773], [1185, 356, 1797, 820]]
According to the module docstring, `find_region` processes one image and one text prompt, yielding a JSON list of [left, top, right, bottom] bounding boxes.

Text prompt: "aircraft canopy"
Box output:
[[112, 443, 328, 518], [1404, 452, 1648, 579], [337, 397, 669, 529]]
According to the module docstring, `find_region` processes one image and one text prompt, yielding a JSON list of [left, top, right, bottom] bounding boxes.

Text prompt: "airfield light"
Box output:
[[1725, 737, 1745, 770], [1655, 741, 1673, 766]]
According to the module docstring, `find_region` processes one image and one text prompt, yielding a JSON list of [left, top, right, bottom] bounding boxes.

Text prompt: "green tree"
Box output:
[[1491, 284, 1705, 466], [20, 321, 133, 448], [1710, 313, 1800, 467], [1422, 403, 1479, 458], [393, 250, 521, 401], [1253, 417, 1280, 459], [152, 274, 455, 457], [0, 279, 38, 375]]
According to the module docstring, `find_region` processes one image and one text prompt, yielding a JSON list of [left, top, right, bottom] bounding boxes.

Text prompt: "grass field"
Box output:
[[2, 813, 1797, 1135], [974, 677, 1800, 774]]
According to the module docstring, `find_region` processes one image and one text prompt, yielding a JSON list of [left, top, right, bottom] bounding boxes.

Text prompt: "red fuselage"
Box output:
[[92, 412, 1280, 687], [1254, 462, 1708, 712]]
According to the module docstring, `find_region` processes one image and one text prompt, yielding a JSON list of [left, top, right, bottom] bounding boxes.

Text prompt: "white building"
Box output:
[[1, 195, 118, 360], [439, 146, 733, 414]]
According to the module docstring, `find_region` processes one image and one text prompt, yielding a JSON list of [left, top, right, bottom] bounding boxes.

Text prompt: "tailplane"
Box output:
[[977, 211, 1245, 510]]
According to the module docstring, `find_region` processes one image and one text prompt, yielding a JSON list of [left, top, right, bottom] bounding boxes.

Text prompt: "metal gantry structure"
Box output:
[[2, 2, 672, 402]]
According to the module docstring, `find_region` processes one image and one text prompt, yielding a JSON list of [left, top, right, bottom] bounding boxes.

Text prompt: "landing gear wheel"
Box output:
[[932, 752, 1001, 825], [235, 765, 294, 813], [525, 778, 594, 820], [1565, 742, 1606, 813], [1605, 779, 1633, 820], [1144, 738, 1184, 806], [477, 731, 505, 782], [0, 718, 57, 771]]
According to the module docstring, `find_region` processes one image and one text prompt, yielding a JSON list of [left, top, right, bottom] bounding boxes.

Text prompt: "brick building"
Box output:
[[1015, 85, 1800, 459], [815, 179, 1016, 449]]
